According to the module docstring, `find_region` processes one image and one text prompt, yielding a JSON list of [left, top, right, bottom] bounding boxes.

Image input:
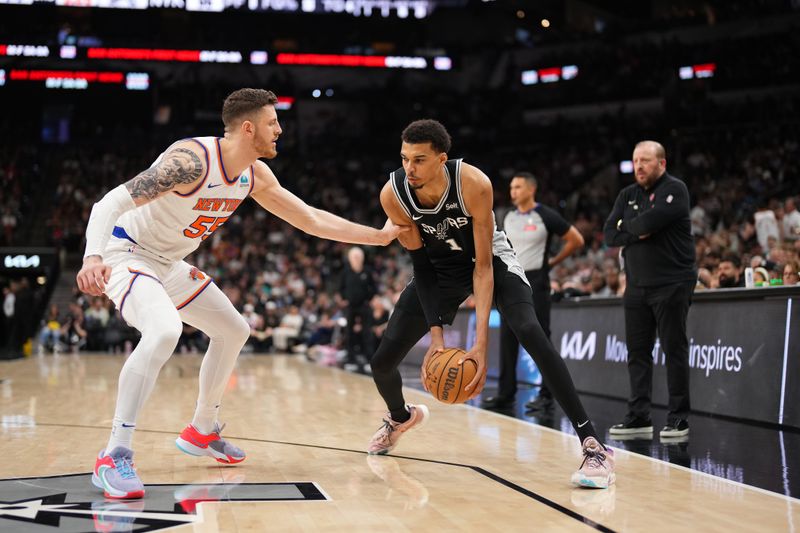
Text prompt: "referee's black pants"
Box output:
[[496, 269, 551, 399], [623, 280, 694, 422]]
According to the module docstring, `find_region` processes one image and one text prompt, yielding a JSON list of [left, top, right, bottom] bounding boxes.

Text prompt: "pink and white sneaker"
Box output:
[[175, 423, 245, 464], [92, 447, 145, 499], [367, 404, 429, 455], [571, 437, 616, 489]]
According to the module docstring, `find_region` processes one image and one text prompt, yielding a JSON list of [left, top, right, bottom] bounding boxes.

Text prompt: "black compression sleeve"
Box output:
[[409, 247, 442, 328]]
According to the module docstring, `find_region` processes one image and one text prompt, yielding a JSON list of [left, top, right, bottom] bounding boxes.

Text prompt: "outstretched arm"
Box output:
[[250, 161, 404, 246]]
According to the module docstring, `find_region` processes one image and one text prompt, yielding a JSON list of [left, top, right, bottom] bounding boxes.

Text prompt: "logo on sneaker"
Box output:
[[121, 423, 135, 428], [0, 473, 328, 531]]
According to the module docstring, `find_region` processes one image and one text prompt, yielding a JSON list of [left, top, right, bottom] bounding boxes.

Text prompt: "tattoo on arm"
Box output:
[[125, 148, 204, 201]]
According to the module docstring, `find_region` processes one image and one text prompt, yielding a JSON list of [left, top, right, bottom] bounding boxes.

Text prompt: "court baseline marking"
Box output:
[[25, 422, 615, 533]]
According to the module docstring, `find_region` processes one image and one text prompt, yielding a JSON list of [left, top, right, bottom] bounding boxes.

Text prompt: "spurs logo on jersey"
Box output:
[[419, 217, 470, 240], [114, 137, 255, 262]]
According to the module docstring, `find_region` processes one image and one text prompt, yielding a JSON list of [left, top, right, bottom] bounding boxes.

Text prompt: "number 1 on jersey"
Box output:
[[445, 238, 463, 251]]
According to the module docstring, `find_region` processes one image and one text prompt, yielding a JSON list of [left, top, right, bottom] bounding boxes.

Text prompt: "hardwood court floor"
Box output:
[[1, 353, 798, 532]]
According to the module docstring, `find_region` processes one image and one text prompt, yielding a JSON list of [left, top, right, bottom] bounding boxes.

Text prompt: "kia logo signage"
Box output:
[[3, 254, 40, 269], [560, 331, 597, 361]]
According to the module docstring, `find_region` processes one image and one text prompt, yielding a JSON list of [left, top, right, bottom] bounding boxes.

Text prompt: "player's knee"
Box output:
[[228, 314, 251, 346], [370, 340, 400, 376], [511, 319, 545, 345], [152, 319, 182, 350], [142, 317, 183, 357]]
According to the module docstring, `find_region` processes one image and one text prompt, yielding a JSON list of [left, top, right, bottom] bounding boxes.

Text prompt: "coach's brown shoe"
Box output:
[[367, 404, 429, 455]]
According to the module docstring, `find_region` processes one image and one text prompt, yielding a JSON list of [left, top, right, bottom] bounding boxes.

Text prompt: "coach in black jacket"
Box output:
[[604, 141, 697, 440]]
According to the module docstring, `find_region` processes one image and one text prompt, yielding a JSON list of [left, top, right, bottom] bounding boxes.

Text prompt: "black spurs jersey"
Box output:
[[390, 159, 521, 288]]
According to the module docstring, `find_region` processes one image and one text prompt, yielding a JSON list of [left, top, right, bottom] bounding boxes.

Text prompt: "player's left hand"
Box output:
[[460, 345, 487, 400], [420, 327, 445, 391], [376, 218, 410, 246]]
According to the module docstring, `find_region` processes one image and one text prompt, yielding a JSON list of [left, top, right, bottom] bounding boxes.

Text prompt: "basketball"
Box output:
[[424, 348, 477, 404]]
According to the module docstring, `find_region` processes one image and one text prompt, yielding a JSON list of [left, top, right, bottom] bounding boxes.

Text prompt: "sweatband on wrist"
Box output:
[[84, 184, 137, 259]]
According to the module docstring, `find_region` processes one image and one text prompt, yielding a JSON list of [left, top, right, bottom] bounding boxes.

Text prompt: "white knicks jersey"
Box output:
[[114, 136, 255, 263]]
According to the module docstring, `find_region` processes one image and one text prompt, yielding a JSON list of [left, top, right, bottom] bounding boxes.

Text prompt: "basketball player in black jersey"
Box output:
[[366, 119, 615, 488]]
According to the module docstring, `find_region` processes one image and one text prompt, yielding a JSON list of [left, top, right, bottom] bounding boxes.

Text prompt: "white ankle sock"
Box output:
[[191, 405, 219, 434], [106, 416, 135, 452]]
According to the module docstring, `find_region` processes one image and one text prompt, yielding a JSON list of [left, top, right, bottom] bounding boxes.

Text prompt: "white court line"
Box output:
[[780, 298, 792, 425], [324, 360, 800, 504], [460, 399, 800, 504], [312, 480, 334, 501]]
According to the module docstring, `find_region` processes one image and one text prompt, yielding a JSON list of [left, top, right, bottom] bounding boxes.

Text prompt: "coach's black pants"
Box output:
[[345, 302, 372, 362], [623, 280, 694, 421], [497, 269, 551, 399], [371, 257, 599, 443]]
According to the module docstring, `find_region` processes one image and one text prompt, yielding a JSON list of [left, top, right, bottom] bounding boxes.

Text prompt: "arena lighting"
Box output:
[[56, 0, 149, 8], [3, 43, 447, 69], [0, 44, 50, 57], [0, 69, 5, 87], [243, 0, 433, 18], [539, 67, 560, 83], [250, 50, 268, 65], [10, 70, 125, 83], [521, 70, 538, 85], [125, 72, 150, 90], [276, 53, 428, 69], [679, 63, 716, 80], [275, 96, 294, 110], [433, 56, 452, 71], [45, 77, 89, 89], [521, 65, 579, 85], [2, 0, 436, 16], [60, 45, 77, 59], [7, 69, 149, 90], [87, 47, 243, 63], [562, 64, 578, 80]]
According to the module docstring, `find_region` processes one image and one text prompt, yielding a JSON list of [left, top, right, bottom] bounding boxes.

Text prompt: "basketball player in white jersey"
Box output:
[[76, 89, 406, 499]]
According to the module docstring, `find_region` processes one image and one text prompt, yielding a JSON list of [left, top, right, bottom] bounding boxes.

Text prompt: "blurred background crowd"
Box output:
[[1, 0, 799, 360]]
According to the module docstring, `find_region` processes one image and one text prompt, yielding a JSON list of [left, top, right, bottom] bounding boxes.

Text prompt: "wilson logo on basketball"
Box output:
[[441, 367, 459, 400]]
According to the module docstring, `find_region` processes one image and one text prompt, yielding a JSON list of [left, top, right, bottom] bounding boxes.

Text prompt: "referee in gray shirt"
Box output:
[[481, 172, 584, 411]]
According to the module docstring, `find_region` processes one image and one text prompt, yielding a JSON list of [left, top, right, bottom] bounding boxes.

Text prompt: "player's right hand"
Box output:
[[76, 255, 112, 296], [420, 327, 445, 391], [376, 218, 410, 246]]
